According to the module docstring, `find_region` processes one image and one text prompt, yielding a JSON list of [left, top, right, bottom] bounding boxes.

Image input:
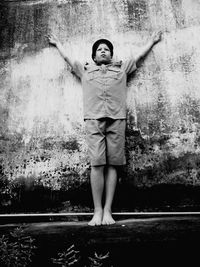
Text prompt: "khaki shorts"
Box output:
[[85, 118, 126, 166]]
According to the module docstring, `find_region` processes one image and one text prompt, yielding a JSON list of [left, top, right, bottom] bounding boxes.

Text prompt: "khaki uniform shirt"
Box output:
[[72, 59, 137, 119]]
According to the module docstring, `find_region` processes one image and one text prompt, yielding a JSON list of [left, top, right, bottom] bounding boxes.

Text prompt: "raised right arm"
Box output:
[[47, 33, 74, 68]]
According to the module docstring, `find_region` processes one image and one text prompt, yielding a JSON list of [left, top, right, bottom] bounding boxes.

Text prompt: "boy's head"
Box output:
[[92, 39, 113, 64]]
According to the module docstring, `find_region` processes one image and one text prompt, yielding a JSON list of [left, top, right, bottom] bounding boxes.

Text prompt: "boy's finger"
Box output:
[[158, 32, 162, 39], [50, 33, 56, 38], [45, 35, 51, 40]]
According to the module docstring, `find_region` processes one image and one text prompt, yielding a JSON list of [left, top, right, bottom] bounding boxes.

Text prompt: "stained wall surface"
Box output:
[[1, 0, 200, 190]]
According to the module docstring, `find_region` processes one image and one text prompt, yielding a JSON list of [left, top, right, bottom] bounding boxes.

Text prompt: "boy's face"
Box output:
[[94, 43, 112, 65]]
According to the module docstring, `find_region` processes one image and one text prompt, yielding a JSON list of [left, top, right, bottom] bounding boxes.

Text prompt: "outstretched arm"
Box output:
[[135, 31, 162, 63], [47, 33, 74, 68]]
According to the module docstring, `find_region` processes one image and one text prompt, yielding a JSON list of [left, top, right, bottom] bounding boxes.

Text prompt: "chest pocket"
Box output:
[[107, 67, 122, 80], [87, 69, 101, 81]]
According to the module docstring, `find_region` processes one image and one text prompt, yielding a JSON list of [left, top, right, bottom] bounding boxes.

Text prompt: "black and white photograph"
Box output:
[[1, 0, 200, 266]]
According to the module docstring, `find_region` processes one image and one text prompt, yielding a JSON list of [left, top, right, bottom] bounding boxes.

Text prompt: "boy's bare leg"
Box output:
[[88, 166, 105, 226], [102, 165, 117, 225]]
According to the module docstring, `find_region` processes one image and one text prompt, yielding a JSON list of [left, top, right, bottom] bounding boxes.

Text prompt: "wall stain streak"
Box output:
[[170, 0, 186, 29]]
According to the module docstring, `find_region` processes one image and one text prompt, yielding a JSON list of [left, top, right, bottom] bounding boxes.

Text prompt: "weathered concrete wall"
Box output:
[[1, 0, 200, 191]]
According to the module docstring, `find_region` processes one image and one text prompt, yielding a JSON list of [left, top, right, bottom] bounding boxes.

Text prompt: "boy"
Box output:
[[47, 31, 162, 226]]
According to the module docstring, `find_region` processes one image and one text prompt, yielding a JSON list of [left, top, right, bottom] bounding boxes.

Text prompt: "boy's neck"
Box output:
[[95, 60, 112, 66]]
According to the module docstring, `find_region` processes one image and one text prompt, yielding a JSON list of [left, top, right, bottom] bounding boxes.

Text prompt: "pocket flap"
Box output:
[[107, 66, 121, 73]]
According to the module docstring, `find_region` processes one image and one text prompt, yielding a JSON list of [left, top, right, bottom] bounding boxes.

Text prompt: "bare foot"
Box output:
[[88, 209, 103, 226], [102, 209, 115, 225]]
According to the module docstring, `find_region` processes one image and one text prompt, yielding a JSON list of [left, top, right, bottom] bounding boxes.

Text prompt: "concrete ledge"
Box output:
[[1, 213, 200, 266], [1, 212, 200, 243], [1, 211, 200, 224]]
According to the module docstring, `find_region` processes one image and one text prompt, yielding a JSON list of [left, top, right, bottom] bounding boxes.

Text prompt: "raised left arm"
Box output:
[[134, 31, 162, 63]]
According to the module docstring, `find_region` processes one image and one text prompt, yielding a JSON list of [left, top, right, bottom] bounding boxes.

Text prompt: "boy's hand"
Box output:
[[46, 33, 60, 46], [151, 31, 162, 44]]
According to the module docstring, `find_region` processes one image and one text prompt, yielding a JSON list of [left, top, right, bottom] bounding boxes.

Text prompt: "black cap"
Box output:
[[92, 39, 113, 61]]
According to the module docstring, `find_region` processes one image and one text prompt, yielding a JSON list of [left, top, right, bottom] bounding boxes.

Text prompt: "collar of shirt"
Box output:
[[84, 60, 122, 73]]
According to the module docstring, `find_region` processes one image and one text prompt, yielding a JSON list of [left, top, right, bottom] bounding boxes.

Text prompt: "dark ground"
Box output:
[[2, 183, 200, 214]]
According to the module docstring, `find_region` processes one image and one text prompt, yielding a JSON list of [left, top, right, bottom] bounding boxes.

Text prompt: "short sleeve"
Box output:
[[123, 58, 137, 75], [71, 60, 84, 79]]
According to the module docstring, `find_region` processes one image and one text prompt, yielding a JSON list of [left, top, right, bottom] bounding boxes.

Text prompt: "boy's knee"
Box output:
[[91, 165, 105, 172], [106, 165, 117, 171]]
